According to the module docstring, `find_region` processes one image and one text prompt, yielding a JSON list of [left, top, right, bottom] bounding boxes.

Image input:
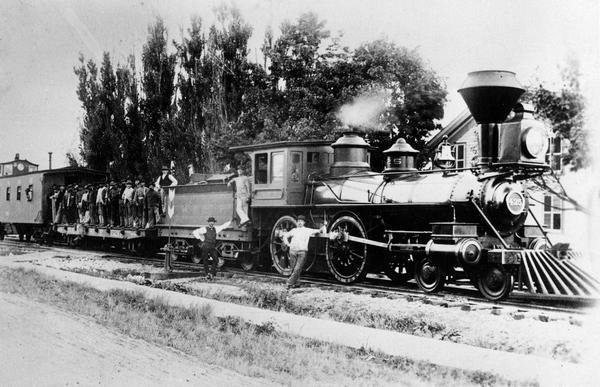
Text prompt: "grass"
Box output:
[[0, 266, 534, 386], [32, 258, 581, 363]]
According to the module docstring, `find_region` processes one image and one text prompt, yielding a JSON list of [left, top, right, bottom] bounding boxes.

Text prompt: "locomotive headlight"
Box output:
[[504, 191, 525, 215], [521, 126, 548, 158]]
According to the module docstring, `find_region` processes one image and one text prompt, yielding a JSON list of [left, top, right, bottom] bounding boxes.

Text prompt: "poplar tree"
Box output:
[[141, 17, 176, 177]]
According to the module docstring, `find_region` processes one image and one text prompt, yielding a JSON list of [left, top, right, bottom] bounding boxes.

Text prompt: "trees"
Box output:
[[526, 62, 588, 171], [141, 18, 177, 178], [350, 40, 446, 170], [524, 61, 589, 214], [75, 11, 447, 179]]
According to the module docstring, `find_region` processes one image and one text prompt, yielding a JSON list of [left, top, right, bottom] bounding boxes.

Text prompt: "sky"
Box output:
[[0, 0, 598, 169]]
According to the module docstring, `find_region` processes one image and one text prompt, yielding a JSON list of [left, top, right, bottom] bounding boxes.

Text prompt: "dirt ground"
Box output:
[[0, 292, 274, 386]]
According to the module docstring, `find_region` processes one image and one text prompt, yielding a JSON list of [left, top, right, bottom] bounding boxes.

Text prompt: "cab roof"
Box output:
[[230, 139, 332, 152]]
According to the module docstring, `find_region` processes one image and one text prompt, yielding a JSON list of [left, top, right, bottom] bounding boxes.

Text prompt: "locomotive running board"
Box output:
[[516, 250, 600, 298]]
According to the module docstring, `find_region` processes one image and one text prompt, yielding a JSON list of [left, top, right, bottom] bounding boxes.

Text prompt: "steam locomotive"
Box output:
[[2, 70, 597, 301]]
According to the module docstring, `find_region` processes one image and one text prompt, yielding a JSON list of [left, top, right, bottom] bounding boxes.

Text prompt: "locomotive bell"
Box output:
[[330, 131, 371, 176], [383, 138, 418, 172], [458, 70, 525, 166]]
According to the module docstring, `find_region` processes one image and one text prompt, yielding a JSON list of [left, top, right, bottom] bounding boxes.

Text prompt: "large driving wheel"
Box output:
[[415, 257, 445, 293], [384, 254, 414, 284], [270, 216, 297, 275], [270, 215, 319, 275], [477, 264, 513, 301], [326, 215, 369, 283]]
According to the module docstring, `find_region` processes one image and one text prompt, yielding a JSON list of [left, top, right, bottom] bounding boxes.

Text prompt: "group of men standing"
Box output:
[[49, 167, 177, 229]]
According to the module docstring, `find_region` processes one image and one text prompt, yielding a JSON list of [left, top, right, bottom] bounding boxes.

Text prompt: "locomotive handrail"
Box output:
[[384, 229, 432, 234], [469, 199, 510, 249], [308, 167, 482, 183], [526, 207, 553, 247]]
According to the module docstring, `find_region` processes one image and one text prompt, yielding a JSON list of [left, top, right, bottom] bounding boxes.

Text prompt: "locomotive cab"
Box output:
[[230, 140, 334, 206]]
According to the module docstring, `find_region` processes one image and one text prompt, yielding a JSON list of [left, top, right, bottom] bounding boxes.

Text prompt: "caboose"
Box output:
[[0, 167, 105, 241]]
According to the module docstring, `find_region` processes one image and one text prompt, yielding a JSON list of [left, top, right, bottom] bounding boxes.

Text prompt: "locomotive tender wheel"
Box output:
[[192, 251, 201, 264], [270, 216, 297, 276], [415, 257, 445, 293], [477, 264, 513, 301], [326, 215, 369, 283], [239, 253, 255, 271]]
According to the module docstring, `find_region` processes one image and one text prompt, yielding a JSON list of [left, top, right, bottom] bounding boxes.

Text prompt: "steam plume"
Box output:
[[336, 88, 391, 130]]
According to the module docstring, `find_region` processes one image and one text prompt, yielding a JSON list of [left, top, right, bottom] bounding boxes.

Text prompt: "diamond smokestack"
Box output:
[[458, 70, 525, 166]]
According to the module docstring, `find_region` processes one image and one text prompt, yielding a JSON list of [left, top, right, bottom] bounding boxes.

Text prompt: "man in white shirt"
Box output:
[[156, 166, 178, 216], [227, 166, 251, 227], [283, 215, 327, 289], [96, 183, 107, 226]]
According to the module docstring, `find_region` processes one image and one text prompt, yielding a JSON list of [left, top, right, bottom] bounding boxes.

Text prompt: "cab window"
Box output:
[[254, 153, 268, 184], [6, 187, 10, 201], [16, 186, 21, 201], [290, 151, 302, 183], [271, 152, 284, 184], [26, 184, 33, 201]]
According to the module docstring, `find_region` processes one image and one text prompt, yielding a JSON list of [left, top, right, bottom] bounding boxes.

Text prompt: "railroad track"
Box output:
[[0, 237, 594, 316]]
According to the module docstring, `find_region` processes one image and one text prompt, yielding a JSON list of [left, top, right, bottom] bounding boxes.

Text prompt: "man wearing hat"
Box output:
[[145, 183, 161, 227], [96, 182, 107, 226], [108, 181, 120, 226], [53, 185, 66, 224], [79, 184, 90, 224], [192, 217, 231, 279], [227, 166, 251, 227], [282, 215, 327, 288], [122, 180, 135, 227], [65, 184, 77, 224], [155, 166, 178, 216]]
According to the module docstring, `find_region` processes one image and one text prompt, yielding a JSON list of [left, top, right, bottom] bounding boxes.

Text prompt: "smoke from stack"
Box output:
[[336, 88, 391, 131]]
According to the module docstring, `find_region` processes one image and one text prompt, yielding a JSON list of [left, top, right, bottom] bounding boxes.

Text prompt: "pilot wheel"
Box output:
[[477, 264, 513, 301], [414, 257, 445, 293]]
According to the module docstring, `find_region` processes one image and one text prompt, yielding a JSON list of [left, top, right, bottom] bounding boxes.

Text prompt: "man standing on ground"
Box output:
[[283, 215, 327, 289], [192, 217, 231, 279]]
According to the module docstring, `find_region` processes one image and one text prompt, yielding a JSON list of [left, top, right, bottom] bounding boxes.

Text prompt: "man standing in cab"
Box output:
[[283, 215, 327, 289], [227, 166, 251, 227]]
